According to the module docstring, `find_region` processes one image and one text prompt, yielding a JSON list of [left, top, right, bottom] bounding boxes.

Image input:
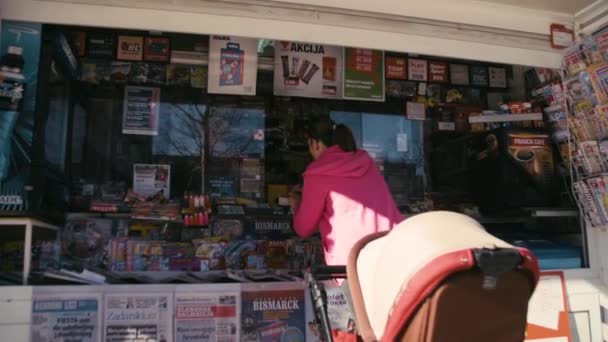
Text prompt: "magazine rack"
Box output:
[[0, 217, 60, 285]]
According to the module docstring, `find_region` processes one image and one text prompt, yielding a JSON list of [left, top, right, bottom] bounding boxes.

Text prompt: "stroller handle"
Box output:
[[311, 265, 347, 280]]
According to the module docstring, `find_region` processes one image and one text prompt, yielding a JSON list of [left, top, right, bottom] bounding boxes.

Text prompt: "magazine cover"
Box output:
[[580, 141, 605, 174], [574, 181, 603, 227], [586, 177, 608, 224], [589, 62, 608, 104], [324, 281, 356, 333], [240, 289, 306, 342]]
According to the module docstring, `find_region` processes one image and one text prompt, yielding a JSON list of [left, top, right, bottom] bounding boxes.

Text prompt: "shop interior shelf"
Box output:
[[0, 217, 60, 285], [468, 113, 543, 124]]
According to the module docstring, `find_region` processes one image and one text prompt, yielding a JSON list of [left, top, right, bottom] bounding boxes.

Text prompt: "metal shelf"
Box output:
[[468, 113, 543, 124]]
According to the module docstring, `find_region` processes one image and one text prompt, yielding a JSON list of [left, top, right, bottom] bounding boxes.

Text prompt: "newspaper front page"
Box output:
[[174, 293, 239, 342], [104, 293, 173, 342]]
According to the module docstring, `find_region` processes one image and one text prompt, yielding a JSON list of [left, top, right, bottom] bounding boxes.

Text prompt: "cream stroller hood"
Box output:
[[353, 211, 514, 339]]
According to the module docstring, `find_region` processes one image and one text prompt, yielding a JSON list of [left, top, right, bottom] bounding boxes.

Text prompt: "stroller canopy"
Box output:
[[347, 211, 537, 341]]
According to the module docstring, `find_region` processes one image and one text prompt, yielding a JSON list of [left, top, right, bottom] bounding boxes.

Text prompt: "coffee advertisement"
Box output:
[[208, 35, 258, 95], [507, 133, 555, 186], [273, 41, 343, 99]]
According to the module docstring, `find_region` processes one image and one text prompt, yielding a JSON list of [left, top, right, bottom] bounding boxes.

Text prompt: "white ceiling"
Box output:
[[474, 0, 595, 14]]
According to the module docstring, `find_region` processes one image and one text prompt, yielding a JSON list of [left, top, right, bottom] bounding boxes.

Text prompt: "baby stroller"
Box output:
[[306, 211, 540, 342]]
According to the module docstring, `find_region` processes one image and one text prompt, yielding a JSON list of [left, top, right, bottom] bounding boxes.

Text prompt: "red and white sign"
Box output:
[[385, 56, 407, 80], [408, 58, 428, 81], [525, 271, 572, 342], [428, 61, 448, 83]]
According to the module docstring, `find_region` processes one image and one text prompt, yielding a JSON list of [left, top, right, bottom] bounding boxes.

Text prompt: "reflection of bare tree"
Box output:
[[159, 102, 206, 190], [169, 103, 205, 155], [207, 107, 264, 158]]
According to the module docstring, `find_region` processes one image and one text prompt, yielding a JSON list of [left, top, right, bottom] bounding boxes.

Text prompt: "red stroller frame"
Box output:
[[306, 212, 540, 342]]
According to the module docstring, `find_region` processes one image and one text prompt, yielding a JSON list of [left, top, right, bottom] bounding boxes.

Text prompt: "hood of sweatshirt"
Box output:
[[303, 145, 374, 178]]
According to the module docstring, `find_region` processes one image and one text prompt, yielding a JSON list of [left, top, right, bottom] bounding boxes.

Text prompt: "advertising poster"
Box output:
[[507, 132, 555, 186], [31, 295, 102, 342], [273, 41, 343, 99], [117, 36, 144, 61], [133, 164, 171, 199], [208, 36, 258, 95], [470, 65, 489, 87], [450, 64, 469, 85], [525, 271, 572, 342], [174, 293, 239, 342], [343, 48, 385, 101], [0, 21, 42, 211], [408, 59, 428, 81], [122, 86, 160, 135], [88, 32, 115, 59], [428, 61, 449, 83], [385, 56, 407, 80], [489, 67, 507, 88], [104, 293, 173, 342], [144, 37, 170, 62], [406, 101, 426, 121], [241, 289, 306, 342]]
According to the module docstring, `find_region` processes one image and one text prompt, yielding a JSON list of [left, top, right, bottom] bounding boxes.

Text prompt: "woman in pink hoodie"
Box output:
[[289, 118, 404, 267]]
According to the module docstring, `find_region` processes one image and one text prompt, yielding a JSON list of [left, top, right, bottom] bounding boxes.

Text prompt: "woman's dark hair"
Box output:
[[306, 118, 357, 152]]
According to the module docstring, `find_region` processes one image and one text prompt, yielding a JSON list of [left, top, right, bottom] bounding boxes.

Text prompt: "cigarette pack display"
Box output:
[[128, 62, 149, 84], [574, 181, 604, 227], [190, 66, 207, 88], [110, 62, 131, 83], [87, 33, 115, 59], [146, 63, 166, 85], [166, 64, 191, 85]]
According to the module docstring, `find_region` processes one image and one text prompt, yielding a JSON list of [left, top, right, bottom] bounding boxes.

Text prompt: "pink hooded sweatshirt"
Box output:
[[293, 145, 404, 266]]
